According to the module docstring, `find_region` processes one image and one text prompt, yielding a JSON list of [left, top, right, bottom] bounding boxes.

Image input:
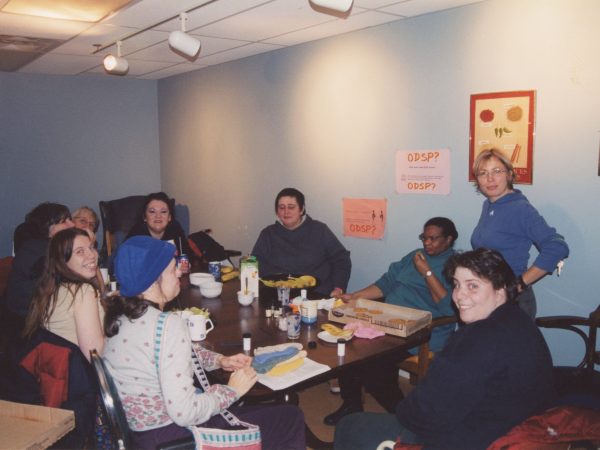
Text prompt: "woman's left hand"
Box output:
[[220, 353, 252, 371], [412, 251, 430, 277]]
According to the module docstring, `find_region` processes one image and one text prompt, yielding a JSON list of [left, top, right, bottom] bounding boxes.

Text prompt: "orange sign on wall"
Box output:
[[342, 198, 387, 240]]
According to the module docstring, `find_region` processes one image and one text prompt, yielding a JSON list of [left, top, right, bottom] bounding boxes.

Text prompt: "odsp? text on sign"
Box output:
[[395, 148, 450, 195], [342, 198, 387, 240]]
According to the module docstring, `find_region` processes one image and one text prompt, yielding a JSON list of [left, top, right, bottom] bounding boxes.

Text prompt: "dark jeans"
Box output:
[[339, 352, 408, 412], [334, 412, 417, 450], [516, 286, 536, 319], [131, 404, 305, 450]]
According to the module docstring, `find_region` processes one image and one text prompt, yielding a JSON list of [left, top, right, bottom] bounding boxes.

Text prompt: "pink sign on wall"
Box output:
[[342, 198, 387, 240], [395, 148, 451, 195]]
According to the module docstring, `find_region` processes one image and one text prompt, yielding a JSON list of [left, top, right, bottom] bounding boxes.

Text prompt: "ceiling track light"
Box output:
[[168, 12, 201, 59], [103, 40, 129, 75], [310, 0, 353, 13]]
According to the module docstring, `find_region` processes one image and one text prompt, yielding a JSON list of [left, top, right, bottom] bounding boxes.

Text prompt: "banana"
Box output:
[[321, 323, 354, 340], [221, 270, 239, 282], [260, 275, 316, 289], [221, 266, 234, 274]]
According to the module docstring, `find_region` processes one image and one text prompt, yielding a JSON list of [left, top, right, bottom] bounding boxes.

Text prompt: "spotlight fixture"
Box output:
[[310, 0, 353, 13], [103, 40, 129, 75], [169, 12, 200, 59]]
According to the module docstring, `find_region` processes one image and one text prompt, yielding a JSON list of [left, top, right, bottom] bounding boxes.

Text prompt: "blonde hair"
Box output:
[[72, 206, 99, 232], [472, 148, 515, 193]]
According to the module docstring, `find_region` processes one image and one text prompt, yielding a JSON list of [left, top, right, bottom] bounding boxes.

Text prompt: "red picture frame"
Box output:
[[469, 90, 536, 184]]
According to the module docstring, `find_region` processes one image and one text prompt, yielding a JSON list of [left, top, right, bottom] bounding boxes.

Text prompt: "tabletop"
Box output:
[[174, 277, 431, 391]]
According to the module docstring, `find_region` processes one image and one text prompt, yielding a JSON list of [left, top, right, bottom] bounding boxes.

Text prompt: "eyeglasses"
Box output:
[[419, 234, 444, 243], [74, 217, 97, 228], [476, 168, 507, 178]]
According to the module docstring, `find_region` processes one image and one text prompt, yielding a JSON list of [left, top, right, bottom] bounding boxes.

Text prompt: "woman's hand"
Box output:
[[227, 366, 258, 397], [219, 353, 252, 371], [412, 251, 430, 276], [330, 287, 344, 298]]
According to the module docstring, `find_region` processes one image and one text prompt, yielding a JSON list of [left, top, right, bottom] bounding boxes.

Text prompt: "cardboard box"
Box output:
[[0, 400, 75, 450], [328, 298, 432, 337]]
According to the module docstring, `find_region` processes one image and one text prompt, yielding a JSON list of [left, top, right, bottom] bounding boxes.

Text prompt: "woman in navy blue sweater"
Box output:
[[334, 249, 556, 450]]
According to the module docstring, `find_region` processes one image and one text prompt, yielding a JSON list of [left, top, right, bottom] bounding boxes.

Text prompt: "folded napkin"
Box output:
[[343, 322, 385, 339], [252, 347, 300, 373]]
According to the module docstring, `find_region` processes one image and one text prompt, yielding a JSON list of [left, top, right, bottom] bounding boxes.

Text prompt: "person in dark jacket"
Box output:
[[334, 248, 556, 450], [252, 188, 351, 297], [4, 203, 73, 318]]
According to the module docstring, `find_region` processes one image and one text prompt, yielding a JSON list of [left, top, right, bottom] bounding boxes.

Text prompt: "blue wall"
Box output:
[[158, 0, 600, 366], [0, 73, 161, 252]]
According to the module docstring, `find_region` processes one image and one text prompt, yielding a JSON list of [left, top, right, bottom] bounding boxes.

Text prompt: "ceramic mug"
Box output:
[[187, 315, 214, 341]]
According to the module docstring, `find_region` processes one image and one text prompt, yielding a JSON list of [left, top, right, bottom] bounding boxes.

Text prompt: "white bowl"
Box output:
[[189, 272, 214, 287], [237, 290, 254, 306], [200, 281, 223, 298]]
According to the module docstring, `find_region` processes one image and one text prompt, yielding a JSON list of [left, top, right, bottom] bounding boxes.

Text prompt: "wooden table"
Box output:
[[173, 278, 430, 448]]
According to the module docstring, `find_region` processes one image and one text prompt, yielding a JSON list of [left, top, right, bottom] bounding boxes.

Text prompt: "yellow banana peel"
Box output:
[[321, 323, 354, 340], [260, 275, 316, 289], [221, 270, 240, 282]]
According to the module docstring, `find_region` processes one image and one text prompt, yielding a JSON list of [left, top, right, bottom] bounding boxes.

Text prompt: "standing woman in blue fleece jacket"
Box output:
[[470, 148, 569, 318]]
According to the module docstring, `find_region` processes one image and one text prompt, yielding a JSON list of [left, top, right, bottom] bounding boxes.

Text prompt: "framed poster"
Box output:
[[469, 90, 535, 184]]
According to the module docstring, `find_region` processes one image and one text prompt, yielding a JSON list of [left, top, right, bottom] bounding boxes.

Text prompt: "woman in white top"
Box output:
[[24, 227, 105, 360], [103, 236, 305, 450]]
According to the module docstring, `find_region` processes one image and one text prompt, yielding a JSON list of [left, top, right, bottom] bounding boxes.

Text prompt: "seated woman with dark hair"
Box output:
[[5, 202, 74, 318], [23, 228, 105, 360], [103, 236, 305, 450], [252, 187, 351, 297], [126, 191, 192, 257], [324, 217, 458, 426], [334, 248, 556, 450]]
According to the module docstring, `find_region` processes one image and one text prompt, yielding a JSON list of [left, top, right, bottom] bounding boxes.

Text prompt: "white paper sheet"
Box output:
[[256, 358, 330, 391]]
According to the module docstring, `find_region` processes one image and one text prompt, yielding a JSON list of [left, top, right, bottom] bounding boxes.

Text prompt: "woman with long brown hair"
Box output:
[[24, 227, 105, 360]]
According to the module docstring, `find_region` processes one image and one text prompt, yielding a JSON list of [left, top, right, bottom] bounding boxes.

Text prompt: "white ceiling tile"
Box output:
[[17, 53, 101, 75], [195, 0, 336, 41], [0, 12, 92, 38], [49, 24, 133, 55], [381, 0, 483, 17], [353, 0, 411, 9], [265, 10, 402, 46], [196, 42, 283, 67], [154, 0, 275, 32]]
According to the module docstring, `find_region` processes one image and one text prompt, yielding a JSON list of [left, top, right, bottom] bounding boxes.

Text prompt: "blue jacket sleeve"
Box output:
[[521, 204, 569, 273]]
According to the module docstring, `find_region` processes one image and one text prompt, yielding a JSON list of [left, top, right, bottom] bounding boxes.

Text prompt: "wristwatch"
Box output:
[[425, 270, 433, 278]]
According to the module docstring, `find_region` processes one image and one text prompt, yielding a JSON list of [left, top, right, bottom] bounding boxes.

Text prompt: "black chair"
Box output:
[[99, 195, 147, 259], [536, 305, 600, 397], [90, 350, 195, 450]]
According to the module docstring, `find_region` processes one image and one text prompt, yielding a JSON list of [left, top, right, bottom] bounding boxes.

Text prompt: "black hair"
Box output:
[[25, 202, 71, 239], [443, 248, 518, 303], [143, 192, 175, 219], [103, 295, 154, 337], [424, 217, 458, 242], [275, 188, 306, 215]]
